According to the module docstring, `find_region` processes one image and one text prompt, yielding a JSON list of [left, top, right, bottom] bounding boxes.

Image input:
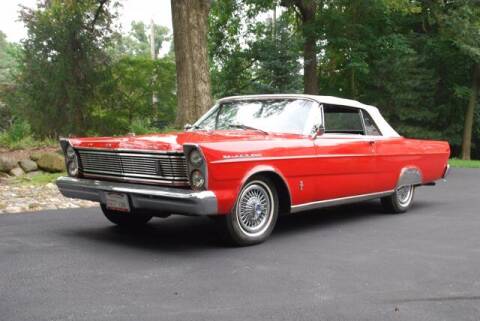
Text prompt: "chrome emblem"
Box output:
[[223, 153, 262, 159]]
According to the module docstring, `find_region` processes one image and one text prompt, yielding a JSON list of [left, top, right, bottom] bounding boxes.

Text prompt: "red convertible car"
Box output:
[[56, 94, 450, 245]]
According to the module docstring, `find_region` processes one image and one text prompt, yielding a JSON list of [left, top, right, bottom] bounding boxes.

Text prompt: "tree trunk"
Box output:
[[461, 63, 480, 160], [171, 0, 212, 127], [281, 0, 318, 94], [299, 1, 318, 94]]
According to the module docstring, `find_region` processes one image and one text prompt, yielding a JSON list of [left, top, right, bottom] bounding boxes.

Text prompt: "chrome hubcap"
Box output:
[[237, 182, 273, 236], [396, 185, 414, 207]]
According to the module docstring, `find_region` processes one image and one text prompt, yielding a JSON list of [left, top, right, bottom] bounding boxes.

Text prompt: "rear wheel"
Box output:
[[101, 204, 153, 227], [221, 176, 279, 246], [381, 185, 415, 214]]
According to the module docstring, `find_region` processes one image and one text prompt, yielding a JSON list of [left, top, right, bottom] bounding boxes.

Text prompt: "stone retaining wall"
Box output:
[[0, 151, 66, 180]]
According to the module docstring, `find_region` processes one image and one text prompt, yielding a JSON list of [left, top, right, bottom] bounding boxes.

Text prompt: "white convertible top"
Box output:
[[219, 94, 401, 138]]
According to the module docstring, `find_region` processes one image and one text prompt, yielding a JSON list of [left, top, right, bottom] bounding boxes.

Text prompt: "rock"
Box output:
[[19, 159, 38, 173], [30, 151, 43, 161], [37, 152, 65, 173], [46, 183, 56, 189], [0, 155, 18, 173], [0, 172, 10, 178], [9, 167, 25, 177], [26, 170, 42, 178]]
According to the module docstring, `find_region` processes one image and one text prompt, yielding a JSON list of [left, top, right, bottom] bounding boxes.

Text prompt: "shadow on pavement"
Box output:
[[60, 199, 435, 251]]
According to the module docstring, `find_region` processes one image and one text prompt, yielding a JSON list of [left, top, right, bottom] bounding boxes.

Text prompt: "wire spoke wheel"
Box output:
[[236, 181, 274, 237], [396, 185, 414, 207]]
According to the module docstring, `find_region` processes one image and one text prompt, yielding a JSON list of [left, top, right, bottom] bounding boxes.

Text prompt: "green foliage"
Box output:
[[209, 0, 302, 97], [0, 31, 23, 131], [15, 0, 118, 136], [0, 119, 56, 149], [0, 31, 20, 85], [3, 119, 31, 142], [90, 55, 176, 135], [6, 1, 177, 139], [1, 0, 480, 161], [112, 21, 171, 58]]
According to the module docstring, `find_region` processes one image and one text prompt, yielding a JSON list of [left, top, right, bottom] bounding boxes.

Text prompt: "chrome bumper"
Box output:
[[442, 164, 450, 179], [56, 176, 218, 216]]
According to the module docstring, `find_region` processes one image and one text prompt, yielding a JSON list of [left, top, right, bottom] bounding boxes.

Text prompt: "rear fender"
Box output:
[[397, 167, 422, 188]]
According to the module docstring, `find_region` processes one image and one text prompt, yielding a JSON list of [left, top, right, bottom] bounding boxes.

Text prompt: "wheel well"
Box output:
[[397, 167, 422, 188], [250, 171, 291, 215]]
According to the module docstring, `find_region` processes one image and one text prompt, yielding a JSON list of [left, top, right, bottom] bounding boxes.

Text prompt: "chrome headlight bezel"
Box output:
[[189, 149, 203, 167], [190, 169, 205, 189], [66, 156, 79, 177], [183, 144, 207, 191], [61, 140, 80, 177], [66, 145, 76, 159]]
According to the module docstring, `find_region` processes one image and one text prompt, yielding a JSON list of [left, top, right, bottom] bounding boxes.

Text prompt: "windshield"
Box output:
[[193, 99, 320, 135]]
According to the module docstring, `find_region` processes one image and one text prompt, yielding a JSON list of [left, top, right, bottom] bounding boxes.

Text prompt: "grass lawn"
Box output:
[[449, 158, 480, 169], [11, 172, 66, 186]]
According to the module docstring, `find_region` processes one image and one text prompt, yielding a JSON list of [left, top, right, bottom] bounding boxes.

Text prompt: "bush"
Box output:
[[128, 118, 158, 135], [0, 119, 57, 149]]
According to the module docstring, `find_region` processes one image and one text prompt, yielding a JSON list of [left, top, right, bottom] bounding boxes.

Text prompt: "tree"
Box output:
[[0, 31, 22, 130], [16, 0, 117, 136], [208, 0, 302, 97], [442, 3, 480, 160], [171, 0, 212, 127], [90, 56, 176, 135], [280, 0, 319, 94], [113, 21, 170, 58]]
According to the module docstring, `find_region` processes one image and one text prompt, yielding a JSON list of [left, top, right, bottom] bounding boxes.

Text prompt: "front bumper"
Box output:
[[56, 176, 218, 216]]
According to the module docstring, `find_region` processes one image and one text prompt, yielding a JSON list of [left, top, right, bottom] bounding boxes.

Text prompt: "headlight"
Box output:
[[190, 170, 205, 189], [67, 157, 79, 177], [66, 145, 76, 159], [65, 145, 79, 177], [189, 149, 203, 166]]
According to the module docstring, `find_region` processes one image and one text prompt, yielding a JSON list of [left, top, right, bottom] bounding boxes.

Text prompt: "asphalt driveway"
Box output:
[[1, 168, 479, 321]]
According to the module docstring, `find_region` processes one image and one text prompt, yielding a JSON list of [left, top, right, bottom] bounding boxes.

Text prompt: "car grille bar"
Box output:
[[77, 149, 189, 185]]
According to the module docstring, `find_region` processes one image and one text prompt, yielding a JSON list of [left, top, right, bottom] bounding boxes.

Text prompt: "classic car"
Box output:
[[56, 94, 450, 245]]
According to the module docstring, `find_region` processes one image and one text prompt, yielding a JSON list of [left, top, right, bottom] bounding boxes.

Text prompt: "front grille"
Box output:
[[77, 149, 188, 185]]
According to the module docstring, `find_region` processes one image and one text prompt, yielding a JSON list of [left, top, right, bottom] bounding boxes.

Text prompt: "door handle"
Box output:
[[368, 140, 375, 145]]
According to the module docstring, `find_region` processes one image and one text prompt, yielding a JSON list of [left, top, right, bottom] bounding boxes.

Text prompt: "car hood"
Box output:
[[68, 130, 301, 152]]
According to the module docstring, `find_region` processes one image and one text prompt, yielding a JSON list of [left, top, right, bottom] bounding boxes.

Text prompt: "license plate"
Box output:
[[105, 192, 130, 212]]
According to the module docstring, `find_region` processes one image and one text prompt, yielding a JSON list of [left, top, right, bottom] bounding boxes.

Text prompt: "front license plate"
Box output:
[[105, 192, 130, 212]]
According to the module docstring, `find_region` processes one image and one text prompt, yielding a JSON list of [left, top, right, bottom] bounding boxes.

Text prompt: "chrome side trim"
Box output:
[[212, 153, 373, 164], [56, 176, 217, 215], [290, 190, 394, 213], [397, 167, 422, 188], [212, 152, 448, 164]]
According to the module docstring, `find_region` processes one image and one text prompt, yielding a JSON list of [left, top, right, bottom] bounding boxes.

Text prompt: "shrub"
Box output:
[[128, 118, 158, 135], [0, 119, 57, 149]]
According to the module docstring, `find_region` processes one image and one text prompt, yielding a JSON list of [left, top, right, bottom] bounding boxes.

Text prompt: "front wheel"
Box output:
[[381, 185, 415, 214], [101, 204, 153, 227], [220, 176, 279, 246]]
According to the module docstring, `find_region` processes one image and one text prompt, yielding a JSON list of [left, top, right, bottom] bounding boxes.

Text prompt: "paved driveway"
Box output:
[[1, 168, 479, 321]]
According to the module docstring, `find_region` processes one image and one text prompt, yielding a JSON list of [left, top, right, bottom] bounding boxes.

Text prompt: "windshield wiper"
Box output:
[[228, 123, 269, 135]]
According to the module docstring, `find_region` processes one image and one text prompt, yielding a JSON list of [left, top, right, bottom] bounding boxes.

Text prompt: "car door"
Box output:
[[313, 104, 377, 200]]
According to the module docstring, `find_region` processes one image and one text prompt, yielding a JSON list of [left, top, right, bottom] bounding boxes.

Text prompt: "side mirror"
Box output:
[[311, 124, 325, 139], [184, 123, 193, 131]]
